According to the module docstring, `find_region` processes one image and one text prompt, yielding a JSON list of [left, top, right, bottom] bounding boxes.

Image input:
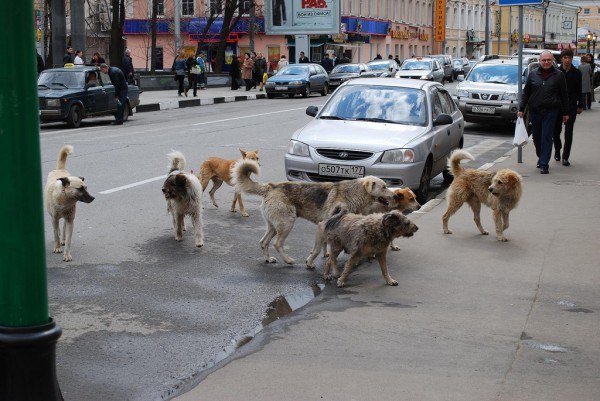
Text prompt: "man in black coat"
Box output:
[[100, 63, 128, 125], [121, 48, 135, 85], [63, 46, 73, 64], [298, 51, 310, 63]]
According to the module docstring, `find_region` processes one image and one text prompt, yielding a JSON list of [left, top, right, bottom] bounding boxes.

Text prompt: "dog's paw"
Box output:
[[390, 245, 401, 251], [53, 246, 63, 254], [241, 212, 249, 217], [323, 274, 333, 282], [266, 257, 277, 263], [212, 202, 219, 208], [195, 241, 204, 247], [386, 278, 399, 286], [284, 257, 295, 265], [305, 259, 316, 269], [336, 279, 346, 288], [481, 230, 489, 235], [175, 236, 183, 242], [60, 240, 66, 246], [443, 229, 452, 234], [63, 253, 73, 262], [497, 236, 508, 242]]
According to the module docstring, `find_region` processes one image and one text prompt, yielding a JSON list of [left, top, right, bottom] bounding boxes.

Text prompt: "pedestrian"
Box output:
[[374, 54, 383, 60], [63, 46, 73, 65], [196, 51, 208, 90], [100, 63, 128, 125], [242, 52, 254, 91], [277, 54, 288, 72], [172, 51, 188, 96], [552, 48, 584, 167], [321, 53, 333, 73], [330, 53, 337, 67], [37, 51, 44, 75], [229, 53, 241, 90], [251, 51, 259, 89], [298, 51, 310, 63], [254, 52, 267, 91], [338, 52, 350, 64], [186, 54, 199, 97], [394, 55, 401, 66], [578, 54, 592, 110], [73, 50, 84, 65], [91, 52, 105, 66], [517, 50, 569, 174], [121, 48, 135, 85]]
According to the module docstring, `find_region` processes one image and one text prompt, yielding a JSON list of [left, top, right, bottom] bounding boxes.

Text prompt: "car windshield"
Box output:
[[332, 65, 360, 73], [467, 64, 524, 85], [319, 85, 428, 126], [38, 70, 85, 89], [368, 62, 390, 70], [277, 66, 308, 76], [402, 60, 432, 70]]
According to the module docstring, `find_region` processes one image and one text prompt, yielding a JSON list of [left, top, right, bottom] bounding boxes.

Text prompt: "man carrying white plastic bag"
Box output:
[[513, 116, 530, 147]]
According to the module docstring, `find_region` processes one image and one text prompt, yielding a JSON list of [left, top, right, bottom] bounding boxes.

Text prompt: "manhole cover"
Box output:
[[554, 180, 600, 187]]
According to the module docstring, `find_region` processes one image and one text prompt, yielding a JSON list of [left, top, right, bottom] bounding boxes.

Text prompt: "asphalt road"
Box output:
[[39, 91, 516, 400]]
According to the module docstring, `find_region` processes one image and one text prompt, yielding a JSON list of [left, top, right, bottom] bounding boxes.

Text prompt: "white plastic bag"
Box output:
[[513, 116, 529, 146]]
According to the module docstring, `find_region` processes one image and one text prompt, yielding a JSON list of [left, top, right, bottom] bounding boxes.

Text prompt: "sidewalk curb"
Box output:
[[136, 93, 267, 113]]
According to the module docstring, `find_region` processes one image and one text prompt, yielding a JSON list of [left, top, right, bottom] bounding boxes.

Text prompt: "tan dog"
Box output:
[[233, 159, 396, 265], [199, 149, 259, 217], [442, 149, 522, 242], [324, 210, 419, 287], [162, 151, 204, 247], [45, 144, 95, 262]]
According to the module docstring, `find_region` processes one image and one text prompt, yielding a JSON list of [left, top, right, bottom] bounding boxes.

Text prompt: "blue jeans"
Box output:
[[530, 109, 558, 169]]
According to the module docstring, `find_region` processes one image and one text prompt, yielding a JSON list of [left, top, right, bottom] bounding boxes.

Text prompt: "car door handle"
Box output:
[[447, 129, 451, 136]]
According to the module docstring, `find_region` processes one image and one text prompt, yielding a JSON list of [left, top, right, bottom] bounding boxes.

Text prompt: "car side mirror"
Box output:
[[306, 106, 318, 117], [433, 114, 453, 126]]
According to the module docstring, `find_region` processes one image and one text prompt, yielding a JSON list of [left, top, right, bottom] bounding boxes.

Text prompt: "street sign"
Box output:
[[498, 0, 542, 6]]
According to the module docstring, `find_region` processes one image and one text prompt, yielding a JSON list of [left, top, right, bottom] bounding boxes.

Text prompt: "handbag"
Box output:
[[262, 72, 268, 84], [513, 116, 529, 146]]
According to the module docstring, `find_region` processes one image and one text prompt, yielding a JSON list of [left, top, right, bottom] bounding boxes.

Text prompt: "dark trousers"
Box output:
[[115, 90, 128, 123], [530, 109, 558, 169], [198, 73, 207, 89], [553, 109, 577, 161], [244, 78, 253, 91], [584, 92, 592, 109], [187, 74, 198, 96], [231, 76, 240, 90], [176, 75, 185, 94]]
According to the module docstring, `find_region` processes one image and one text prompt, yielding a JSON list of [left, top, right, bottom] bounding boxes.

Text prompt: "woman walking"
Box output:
[[254, 52, 268, 91], [229, 54, 241, 90], [580, 54, 592, 110], [242, 52, 254, 91], [173, 51, 188, 96]]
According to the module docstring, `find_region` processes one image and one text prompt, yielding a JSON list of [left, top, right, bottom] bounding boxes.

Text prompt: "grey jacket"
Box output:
[[519, 66, 568, 115]]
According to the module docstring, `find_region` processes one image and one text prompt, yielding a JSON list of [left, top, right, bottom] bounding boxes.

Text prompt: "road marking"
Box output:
[[99, 175, 165, 194], [191, 107, 308, 126]]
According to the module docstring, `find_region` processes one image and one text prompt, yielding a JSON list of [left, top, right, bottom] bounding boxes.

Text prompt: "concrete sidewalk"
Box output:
[[172, 109, 600, 400], [135, 86, 267, 113]]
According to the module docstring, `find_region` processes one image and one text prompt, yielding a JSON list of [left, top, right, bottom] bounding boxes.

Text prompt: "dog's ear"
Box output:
[[79, 176, 85, 182], [58, 177, 70, 187], [395, 193, 404, 201], [175, 174, 187, 188], [362, 178, 375, 194], [382, 213, 399, 237], [239, 149, 247, 159]]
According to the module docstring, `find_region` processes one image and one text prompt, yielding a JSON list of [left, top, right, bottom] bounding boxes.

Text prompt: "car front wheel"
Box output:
[[415, 159, 432, 204], [66, 105, 82, 128], [302, 84, 310, 98], [321, 83, 328, 96]]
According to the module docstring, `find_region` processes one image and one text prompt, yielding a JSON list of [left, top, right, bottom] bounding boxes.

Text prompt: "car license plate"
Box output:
[[275, 86, 288, 90], [472, 106, 495, 114], [318, 164, 365, 178]]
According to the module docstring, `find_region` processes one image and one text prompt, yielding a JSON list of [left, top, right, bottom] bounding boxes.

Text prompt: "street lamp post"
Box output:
[[593, 33, 597, 57], [587, 31, 591, 53]]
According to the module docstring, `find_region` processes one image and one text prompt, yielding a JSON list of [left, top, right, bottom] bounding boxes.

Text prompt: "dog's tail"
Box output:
[[447, 149, 474, 178], [56, 144, 74, 170], [325, 207, 348, 232], [232, 159, 268, 196], [167, 150, 186, 174]]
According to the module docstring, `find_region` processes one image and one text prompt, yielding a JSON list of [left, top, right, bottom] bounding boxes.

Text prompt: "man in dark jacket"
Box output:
[[100, 63, 128, 125], [518, 50, 569, 174], [553, 48, 584, 167], [298, 51, 310, 63], [321, 53, 333, 73], [121, 48, 135, 85], [63, 46, 73, 64]]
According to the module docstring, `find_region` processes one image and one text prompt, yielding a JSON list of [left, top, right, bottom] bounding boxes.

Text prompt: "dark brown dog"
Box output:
[[324, 210, 419, 287]]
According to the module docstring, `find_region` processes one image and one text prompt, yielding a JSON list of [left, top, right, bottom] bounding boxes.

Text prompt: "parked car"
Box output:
[[453, 57, 539, 124], [366, 60, 399, 77], [264, 63, 329, 98], [428, 54, 454, 82], [284, 78, 464, 203], [396, 57, 445, 83], [38, 65, 140, 128], [328, 63, 376, 91], [452, 57, 471, 79]]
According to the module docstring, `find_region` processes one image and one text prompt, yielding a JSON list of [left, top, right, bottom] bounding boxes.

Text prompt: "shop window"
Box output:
[[267, 46, 281, 72], [182, 0, 194, 16]]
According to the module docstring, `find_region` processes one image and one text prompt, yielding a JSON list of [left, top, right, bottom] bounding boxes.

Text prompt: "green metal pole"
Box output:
[[0, 0, 63, 399]]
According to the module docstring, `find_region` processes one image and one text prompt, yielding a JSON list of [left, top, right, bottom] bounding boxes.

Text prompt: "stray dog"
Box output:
[[233, 159, 396, 265], [162, 151, 204, 247], [324, 210, 419, 287], [44, 144, 95, 262], [442, 149, 522, 242], [199, 149, 259, 217]]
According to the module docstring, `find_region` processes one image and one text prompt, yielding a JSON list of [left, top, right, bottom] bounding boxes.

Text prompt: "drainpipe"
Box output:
[[0, 1, 63, 400]]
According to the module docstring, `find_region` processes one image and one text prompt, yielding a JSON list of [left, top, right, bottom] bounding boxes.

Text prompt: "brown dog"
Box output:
[[324, 210, 419, 287], [162, 151, 204, 247], [45, 144, 95, 262], [199, 149, 259, 217], [442, 149, 522, 242]]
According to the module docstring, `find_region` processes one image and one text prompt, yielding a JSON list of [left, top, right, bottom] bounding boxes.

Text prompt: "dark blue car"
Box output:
[[38, 65, 140, 128], [264, 64, 329, 99]]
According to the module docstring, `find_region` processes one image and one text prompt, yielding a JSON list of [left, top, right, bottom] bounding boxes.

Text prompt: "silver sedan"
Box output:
[[284, 78, 464, 203]]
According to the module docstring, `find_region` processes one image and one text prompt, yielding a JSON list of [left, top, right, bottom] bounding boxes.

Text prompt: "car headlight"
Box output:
[[46, 99, 61, 107], [381, 149, 415, 163], [502, 91, 518, 101], [456, 88, 469, 98], [288, 81, 304, 86], [287, 140, 310, 157], [421, 75, 431, 80]]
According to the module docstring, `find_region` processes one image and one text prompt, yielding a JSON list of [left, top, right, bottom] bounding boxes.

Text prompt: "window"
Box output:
[[182, 0, 194, 16], [583, 8, 590, 14], [208, 0, 222, 15], [241, 0, 251, 15], [148, 0, 165, 16]]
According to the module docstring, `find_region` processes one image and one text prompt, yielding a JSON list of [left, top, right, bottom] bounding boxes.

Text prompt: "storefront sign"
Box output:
[[265, 0, 341, 35], [434, 0, 446, 42]]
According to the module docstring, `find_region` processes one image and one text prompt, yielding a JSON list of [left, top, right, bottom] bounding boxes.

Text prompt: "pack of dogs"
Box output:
[[45, 145, 523, 287]]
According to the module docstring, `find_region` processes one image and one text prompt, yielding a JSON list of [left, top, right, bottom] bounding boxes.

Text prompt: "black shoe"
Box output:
[[536, 162, 540, 168], [540, 167, 549, 174], [554, 151, 561, 161], [562, 159, 570, 166]]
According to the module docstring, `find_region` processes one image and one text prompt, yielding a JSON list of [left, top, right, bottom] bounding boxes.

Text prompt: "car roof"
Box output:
[[344, 77, 442, 90], [404, 57, 435, 62], [44, 65, 100, 73]]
